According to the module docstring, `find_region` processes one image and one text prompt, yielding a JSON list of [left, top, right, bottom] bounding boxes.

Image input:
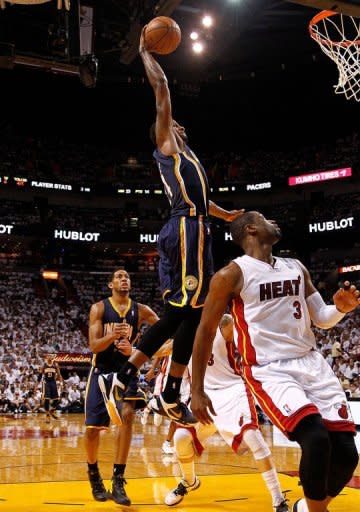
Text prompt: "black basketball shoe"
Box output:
[[149, 394, 197, 425], [88, 470, 108, 502], [109, 475, 131, 506]]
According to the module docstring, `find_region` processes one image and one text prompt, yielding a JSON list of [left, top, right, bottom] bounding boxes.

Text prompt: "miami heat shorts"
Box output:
[[243, 350, 355, 438]]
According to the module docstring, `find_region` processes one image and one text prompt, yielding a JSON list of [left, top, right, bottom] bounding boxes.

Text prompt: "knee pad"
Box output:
[[327, 431, 359, 497], [293, 415, 331, 501], [242, 428, 271, 460], [330, 431, 359, 471], [174, 428, 195, 462], [293, 415, 330, 454]]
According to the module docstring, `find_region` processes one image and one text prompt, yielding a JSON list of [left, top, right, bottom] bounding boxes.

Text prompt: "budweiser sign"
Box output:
[[54, 352, 92, 364]]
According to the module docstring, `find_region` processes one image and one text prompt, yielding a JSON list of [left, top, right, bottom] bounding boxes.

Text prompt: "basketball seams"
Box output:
[[144, 17, 181, 54], [145, 25, 171, 52]]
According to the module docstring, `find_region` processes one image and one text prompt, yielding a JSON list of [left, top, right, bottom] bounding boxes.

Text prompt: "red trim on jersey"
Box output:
[[155, 356, 169, 394], [244, 377, 259, 427], [232, 423, 258, 453], [175, 425, 205, 456], [225, 340, 242, 376], [231, 297, 257, 365], [285, 405, 320, 432], [243, 366, 320, 436], [322, 419, 356, 433]]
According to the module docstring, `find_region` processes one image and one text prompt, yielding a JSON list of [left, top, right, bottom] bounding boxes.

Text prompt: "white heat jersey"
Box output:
[[204, 326, 242, 389], [189, 326, 242, 389], [231, 255, 316, 365]]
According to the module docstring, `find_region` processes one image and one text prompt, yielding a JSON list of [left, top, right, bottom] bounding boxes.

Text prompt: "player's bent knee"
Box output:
[[121, 403, 135, 425], [85, 427, 101, 441], [331, 431, 359, 470], [293, 415, 330, 457], [174, 428, 195, 461], [242, 428, 271, 460]]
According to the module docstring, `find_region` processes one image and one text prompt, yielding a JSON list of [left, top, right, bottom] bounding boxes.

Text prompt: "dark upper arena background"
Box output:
[[0, 0, 359, 280]]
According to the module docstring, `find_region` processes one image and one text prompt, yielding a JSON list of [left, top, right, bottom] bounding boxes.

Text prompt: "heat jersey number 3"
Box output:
[[293, 300, 302, 319]]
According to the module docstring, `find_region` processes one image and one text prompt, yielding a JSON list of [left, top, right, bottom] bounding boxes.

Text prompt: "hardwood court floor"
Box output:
[[0, 413, 359, 511]]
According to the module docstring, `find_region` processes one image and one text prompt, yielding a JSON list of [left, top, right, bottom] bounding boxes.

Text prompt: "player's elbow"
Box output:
[[89, 341, 100, 353]]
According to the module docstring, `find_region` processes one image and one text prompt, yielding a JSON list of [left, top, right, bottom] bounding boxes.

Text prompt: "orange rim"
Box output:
[[309, 9, 360, 48]]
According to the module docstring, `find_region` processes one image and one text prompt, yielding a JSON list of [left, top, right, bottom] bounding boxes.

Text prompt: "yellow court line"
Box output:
[[0, 473, 359, 512]]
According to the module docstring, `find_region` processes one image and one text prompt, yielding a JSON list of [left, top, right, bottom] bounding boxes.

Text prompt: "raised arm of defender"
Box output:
[[298, 260, 360, 329]]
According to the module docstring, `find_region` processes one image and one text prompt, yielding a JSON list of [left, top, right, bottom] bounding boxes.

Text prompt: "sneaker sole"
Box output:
[[165, 479, 201, 507], [109, 495, 131, 506], [149, 398, 197, 426], [98, 377, 123, 427]]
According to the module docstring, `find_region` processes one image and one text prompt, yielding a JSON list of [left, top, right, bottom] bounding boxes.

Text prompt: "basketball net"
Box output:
[[0, 0, 70, 9], [309, 10, 360, 101]]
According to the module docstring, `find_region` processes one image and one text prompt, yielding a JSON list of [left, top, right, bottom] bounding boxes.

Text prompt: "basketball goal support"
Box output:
[[286, 1, 360, 17]]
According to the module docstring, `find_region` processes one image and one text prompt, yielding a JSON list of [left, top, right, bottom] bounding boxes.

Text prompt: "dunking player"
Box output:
[[191, 212, 359, 512], [85, 269, 159, 505], [165, 314, 289, 511], [99, 26, 244, 427], [41, 354, 63, 423]]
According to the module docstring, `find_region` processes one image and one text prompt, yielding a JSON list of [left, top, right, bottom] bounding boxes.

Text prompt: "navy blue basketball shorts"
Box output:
[[85, 367, 147, 428], [158, 215, 214, 308], [42, 381, 59, 400]]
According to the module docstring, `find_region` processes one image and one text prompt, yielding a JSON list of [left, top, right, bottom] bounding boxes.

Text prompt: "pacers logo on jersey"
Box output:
[[185, 275, 198, 291]]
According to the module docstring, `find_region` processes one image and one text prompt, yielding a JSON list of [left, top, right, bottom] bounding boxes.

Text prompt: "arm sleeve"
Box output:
[[306, 291, 345, 329]]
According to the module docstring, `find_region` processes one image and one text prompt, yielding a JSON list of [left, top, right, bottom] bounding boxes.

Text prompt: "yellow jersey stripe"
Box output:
[[173, 153, 196, 216], [109, 297, 132, 319], [180, 216, 188, 306], [190, 216, 204, 307], [182, 150, 208, 215]]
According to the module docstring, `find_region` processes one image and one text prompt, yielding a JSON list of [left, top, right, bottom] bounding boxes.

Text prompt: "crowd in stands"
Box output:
[[0, 130, 358, 188], [0, 265, 359, 417], [0, 129, 359, 416]]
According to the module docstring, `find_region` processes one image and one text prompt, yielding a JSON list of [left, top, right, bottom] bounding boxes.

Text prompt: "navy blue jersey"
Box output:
[[43, 364, 57, 382], [93, 298, 139, 372], [153, 145, 209, 217]]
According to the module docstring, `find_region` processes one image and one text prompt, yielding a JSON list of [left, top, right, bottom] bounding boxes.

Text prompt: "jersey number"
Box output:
[[293, 300, 302, 319], [208, 354, 214, 366]]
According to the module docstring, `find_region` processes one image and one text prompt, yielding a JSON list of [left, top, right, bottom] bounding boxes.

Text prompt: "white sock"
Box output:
[[180, 461, 196, 485], [297, 498, 308, 512], [261, 468, 284, 506]]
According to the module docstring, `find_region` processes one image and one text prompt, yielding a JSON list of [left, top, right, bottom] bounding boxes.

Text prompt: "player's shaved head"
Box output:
[[230, 211, 258, 248]]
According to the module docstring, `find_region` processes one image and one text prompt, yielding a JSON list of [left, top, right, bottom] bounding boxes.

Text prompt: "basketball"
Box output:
[[144, 16, 181, 55]]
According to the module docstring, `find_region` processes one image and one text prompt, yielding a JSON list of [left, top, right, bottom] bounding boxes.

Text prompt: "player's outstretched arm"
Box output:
[[209, 200, 245, 222], [299, 260, 360, 328], [139, 27, 176, 154]]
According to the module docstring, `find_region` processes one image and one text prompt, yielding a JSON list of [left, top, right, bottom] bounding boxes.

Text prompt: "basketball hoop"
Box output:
[[309, 10, 360, 101]]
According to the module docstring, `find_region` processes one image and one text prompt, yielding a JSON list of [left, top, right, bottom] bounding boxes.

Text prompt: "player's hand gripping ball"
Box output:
[[144, 16, 181, 55]]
